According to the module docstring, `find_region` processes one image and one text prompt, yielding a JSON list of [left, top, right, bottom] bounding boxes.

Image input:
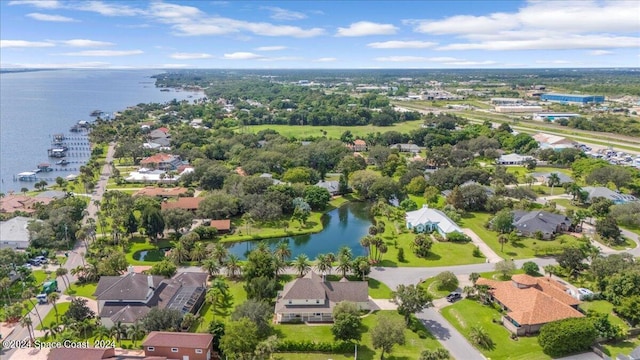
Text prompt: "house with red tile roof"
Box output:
[[0, 194, 54, 214], [161, 197, 203, 211], [140, 153, 182, 170], [346, 139, 367, 152], [477, 274, 583, 335], [210, 219, 231, 233], [134, 186, 188, 198]]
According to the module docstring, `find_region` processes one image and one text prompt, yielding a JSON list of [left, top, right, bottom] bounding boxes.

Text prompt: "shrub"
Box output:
[[472, 246, 482, 258], [435, 271, 458, 291], [276, 340, 352, 353], [522, 261, 540, 276], [538, 318, 597, 357], [446, 231, 471, 243], [397, 247, 405, 262]]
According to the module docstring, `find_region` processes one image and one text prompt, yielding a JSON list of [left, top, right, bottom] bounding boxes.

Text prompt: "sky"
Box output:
[[1, 0, 639, 69]]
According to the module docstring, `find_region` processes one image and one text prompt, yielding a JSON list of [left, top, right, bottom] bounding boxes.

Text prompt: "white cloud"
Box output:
[[0, 40, 54, 48], [26, 13, 77, 22], [410, 1, 640, 52], [589, 50, 613, 56], [60, 39, 114, 47], [367, 40, 437, 49], [148, 2, 203, 23], [117, 23, 151, 29], [60, 50, 143, 56], [75, 1, 143, 16], [257, 56, 304, 62], [170, 52, 213, 60], [160, 63, 190, 68], [255, 46, 287, 51], [263, 6, 306, 21], [314, 57, 337, 62], [223, 52, 263, 60], [8, 0, 61, 9], [336, 21, 397, 37], [374, 56, 495, 66]]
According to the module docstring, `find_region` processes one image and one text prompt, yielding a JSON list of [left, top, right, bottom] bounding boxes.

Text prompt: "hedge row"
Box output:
[[276, 340, 353, 353]]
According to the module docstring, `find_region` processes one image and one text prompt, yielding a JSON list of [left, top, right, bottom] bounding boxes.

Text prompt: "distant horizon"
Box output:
[[2, 67, 640, 71], [2, 1, 638, 69]]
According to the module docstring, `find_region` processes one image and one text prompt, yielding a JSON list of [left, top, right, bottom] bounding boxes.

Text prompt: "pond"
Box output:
[[133, 248, 167, 262], [225, 202, 373, 259]]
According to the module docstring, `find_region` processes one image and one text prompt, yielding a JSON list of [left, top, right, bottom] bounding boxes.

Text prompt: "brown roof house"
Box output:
[[346, 139, 367, 152], [0, 194, 54, 214], [477, 274, 583, 335], [48, 348, 118, 360], [161, 197, 203, 212], [209, 219, 231, 233], [275, 271, 369, 323], [134, 186, 188, 198], [143, 331, 216, 360], [94, 271, 208, 328], [140, 153, 183, 171]]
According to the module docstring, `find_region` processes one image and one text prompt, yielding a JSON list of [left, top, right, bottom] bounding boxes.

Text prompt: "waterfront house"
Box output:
[[512, 210, 572, 239], [210, 219, 231, 233], [143, 332, 216, 360], [94, 271, 207, 328], [477, 274, 582, 335], [315, 180, 341, 196], [0, 194, 54, 214], [139, 153, 183, 171], [274, 271, 369, 323], [405, 205, 463, 235]]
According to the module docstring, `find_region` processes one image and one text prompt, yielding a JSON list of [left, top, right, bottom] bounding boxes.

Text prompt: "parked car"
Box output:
[[28, 259, 41, 266], [446, 292, 462, 302], [35, 256, 48, 264]]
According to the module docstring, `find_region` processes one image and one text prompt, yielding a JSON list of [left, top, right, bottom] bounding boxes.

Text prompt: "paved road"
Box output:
[[417, 308, 485, 360], [2, 143, 115, 360]]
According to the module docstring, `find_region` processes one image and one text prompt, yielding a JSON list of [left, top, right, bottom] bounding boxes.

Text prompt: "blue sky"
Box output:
[[1, 0, 639, 69]]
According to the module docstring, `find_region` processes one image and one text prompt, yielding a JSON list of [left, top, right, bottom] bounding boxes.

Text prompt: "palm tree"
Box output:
[[274, 242, 292, 262], [469, 325, 494, 350], [377, 243, 388, 262], [22, 289, 43, 329], [0, 277, 12, 303], [293, 254, 311, 277], [325, 253, 336, 275], [359, 236, 371, 259], [172, 242, 189, 264], [525, 175, 536, 188], [20, 316, 34, 344], [190, 242, 208, 263], [111, 321, 127, 345], [210, 243, 229, 265], [337, 246, 352, 262], [463, 285, 476, 298], [498, 234, 509, 253], [543, 264, 556, 278], [48, 292, 60, 323], [56, 267, 71, 292], [126, 322, 145, 347], [94, 325, 110, 340], [548, 173, 561, 195], [469, 272, 481, 286], [315, 254, 330, 274], [336, 254, 352, 278], [273, 257, 288, 280], [226, 254, 241, 278], [202, 258, 220, 278]]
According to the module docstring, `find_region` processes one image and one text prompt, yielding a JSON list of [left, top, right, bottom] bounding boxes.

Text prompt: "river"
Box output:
[[0, 69, 203, 194], [225, 202, 373, 260]]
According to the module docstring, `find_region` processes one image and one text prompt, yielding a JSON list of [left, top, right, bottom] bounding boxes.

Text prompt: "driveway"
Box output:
[[416, 308, 485, 360], [463, 228, 503, 263]]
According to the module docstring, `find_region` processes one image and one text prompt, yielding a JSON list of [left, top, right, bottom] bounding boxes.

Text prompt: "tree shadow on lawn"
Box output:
[[419, 319, 451, 341], [379, 259, 398, 267]]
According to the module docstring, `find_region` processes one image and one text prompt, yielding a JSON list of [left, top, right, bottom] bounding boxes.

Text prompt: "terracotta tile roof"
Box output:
[[477, 275, 582, 326], [160, 197, 203, 210], [134, 187, 188, 197], [157, 127, 170, 134], [48, 348, 116, 360], [210, 219, 231, 231], [354, 139, 366, 146], [143, 331, 213, 349], [0, 194, 54, 213], [235, 166, 247, 176], [140, 153, 177, 165]]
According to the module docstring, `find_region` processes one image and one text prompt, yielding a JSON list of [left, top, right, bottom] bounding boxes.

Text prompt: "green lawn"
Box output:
[[37, 301, 72, 329], [603, 337, 640, 358], [592, 235, 638, 250], [367, 278, 393, 299], [419, 277, 458, 299], [275, 311, 445, 360], [33, 270, 51, 285], [441, 299, 548, 359], [246, 120, 425, 139], [125, 237, 174, 265], [479, 269, 526, 281], [553, 198, 582, 212], [192, 278, 247, 332], [380, 232, 485, 267], [580, 300, 629, 330], [460, 212, 584, 259], [65, 282, 98, 299]]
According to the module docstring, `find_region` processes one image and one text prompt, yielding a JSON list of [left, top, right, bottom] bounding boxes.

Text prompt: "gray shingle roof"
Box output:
[[512, 210, 571, 235], [95, 273, 164, 301]]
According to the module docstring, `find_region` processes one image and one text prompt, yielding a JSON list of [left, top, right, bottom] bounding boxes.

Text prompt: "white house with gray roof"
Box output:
[[582, 187, 638, 204], [405, 205, 462, 235], [274, 271, 369, 323], [0, 216, 37, 249], [497, 153, 533, 165]]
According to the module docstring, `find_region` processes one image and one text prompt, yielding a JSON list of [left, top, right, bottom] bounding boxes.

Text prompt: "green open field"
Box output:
[[604, 337, 640, 358], [245, 120, 425, 139], [37, 301, 72, 329], [580, 300, 629, 331], [65, 282, 98, 299], [441, 299, 548, 359]]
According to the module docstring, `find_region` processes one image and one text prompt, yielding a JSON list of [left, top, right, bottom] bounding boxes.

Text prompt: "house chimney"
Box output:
[[127, 265, 134, 274], [147, 275, 155, 290], [322, 272, 326, 282]]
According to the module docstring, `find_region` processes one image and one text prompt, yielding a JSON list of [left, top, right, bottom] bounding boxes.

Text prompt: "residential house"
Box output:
[[512, 210, 572, 239], [390, 143, 421, 154], [477, 274, 583, 335], [140, 153, 183, 171], [531, 172, 573, 185], [143, 331, 216, 360], [259, 173, 284, 185], [346, 139, 367, 152], [0, 216, 39, 249], [134, 186, 188, 198], [405, 205, 463, 235], [0, 194, 54, 214], [161, 197, 203, 212], [315, 180, 340, 196], [532, 133, 578, 150], [582, 187, 638, 204], [441, 181, 494, 198], [275, 271, 369, 323], [94, 271, 207, 328], [497, 153, 533, 165], [126, 167, 191, 184], [210, 219, 231, 233]]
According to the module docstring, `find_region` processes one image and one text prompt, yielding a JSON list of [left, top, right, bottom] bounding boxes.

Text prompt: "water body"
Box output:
[[226, 202, 373, 260], [0, 69, 203, 194]]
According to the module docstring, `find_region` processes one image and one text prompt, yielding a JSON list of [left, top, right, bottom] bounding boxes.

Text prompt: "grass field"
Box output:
[[419, 276, 458, 299], [276, 311, 445, 360], [37, 301, 72, 329], [604, 337, 640, 358], [367, 278, 394, 299], [441, 299, 548, 359], [460, 212, 584, 259], [245, 120, 425, 139], [125, 237, 174, 265], [65, 282, 98, 299], [580, 300, 629, 331], [192, 279, 247, 332], [592, 235, 638, 250]]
